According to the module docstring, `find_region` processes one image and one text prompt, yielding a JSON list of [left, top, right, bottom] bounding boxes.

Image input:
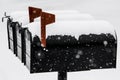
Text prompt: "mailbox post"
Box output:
[[58, 71, 67, 80]]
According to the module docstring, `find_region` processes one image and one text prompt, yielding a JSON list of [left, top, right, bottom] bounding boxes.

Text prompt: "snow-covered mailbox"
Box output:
[[2, 7, 94, 63], [2, 7, 117, 80]]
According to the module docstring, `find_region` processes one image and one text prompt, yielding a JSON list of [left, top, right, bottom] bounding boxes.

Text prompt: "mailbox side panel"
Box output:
[[16, 24, 26, 64], [7, 21, 17, 56], [24, 30, 32, 72], [7, 19, 11, 49], [16, 24, 22, 61]]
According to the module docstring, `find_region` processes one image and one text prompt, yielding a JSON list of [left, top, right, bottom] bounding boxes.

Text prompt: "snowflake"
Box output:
[[49, 68, 52, 71], [99, 66, 103, 69], [90, 35, 92, 37], [89, 59, 93, 63], [77, 50, 83, 55], [75, 50, 83, 59], [66, 46, 69, 48], [109, 62, 112, 65], [66, 52, 69, 55], [71, 63, 75, 65], [65, 59, 67, 61], [43, 48, 46, 51], [37, 53, 41, 57], [75, 54, 80, 59], [46, 49, 48, 52], [106, 63, 109, 66], [57, 37, 61, 40], [40, 68, 43, 70], [86, 44, 90, 47], [39, 59, 42, 61], [86, 57, 89, 60], [103, 41, 108, 46], [67, 67, 70, 69]]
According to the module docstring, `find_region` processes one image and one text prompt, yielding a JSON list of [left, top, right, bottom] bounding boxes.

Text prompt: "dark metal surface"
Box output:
[[24, 33, 117, 73]]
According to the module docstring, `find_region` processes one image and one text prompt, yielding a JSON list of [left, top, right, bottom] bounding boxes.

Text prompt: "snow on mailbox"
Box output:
[[2, 7, 117, 80]]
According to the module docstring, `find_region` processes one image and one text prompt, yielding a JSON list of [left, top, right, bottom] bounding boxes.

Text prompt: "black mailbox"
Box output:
[[2, 7, 117, 80]]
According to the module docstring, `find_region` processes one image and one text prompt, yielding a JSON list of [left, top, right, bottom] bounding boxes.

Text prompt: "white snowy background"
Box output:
[[0, 0, 120, 80]]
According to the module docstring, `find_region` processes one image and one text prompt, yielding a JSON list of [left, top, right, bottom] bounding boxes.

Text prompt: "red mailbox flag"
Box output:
[[29, 7, 42, 22], [28, 7, 55, 47]]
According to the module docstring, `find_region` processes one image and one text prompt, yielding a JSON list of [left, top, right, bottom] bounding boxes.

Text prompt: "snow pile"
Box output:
[[45, 10, 94, 20], [10, 10, 81, 22], [46, 20, 115, 39], [10, 10, 94, 26], [22, 20, 115, 40], [54, 13, 94, 20], [10, 10, 115, 40]]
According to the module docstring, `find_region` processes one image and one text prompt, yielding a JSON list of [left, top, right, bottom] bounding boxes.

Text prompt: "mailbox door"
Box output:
[[16, 23, 22, 61], [25, 30, 32, 71], [8, 23, 14, 51], [8, 21, 17, 55]]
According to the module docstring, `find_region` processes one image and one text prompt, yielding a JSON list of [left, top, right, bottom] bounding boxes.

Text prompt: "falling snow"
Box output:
[[71, 63, 75, 65], [103, 40, 108, 46], [77, 50, 83, 55], [99, 66, 103, 69], [66, 52, 69, 55], [57, 37, 61, 40], [37, 53, 41, 57], [75, 50, 83, 59], [43, 48, 46, 51], [89, 59, 94, 63], [49, 68, 52, 71], [75, 54, 80, 59], [46, 49, 48, 52]]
